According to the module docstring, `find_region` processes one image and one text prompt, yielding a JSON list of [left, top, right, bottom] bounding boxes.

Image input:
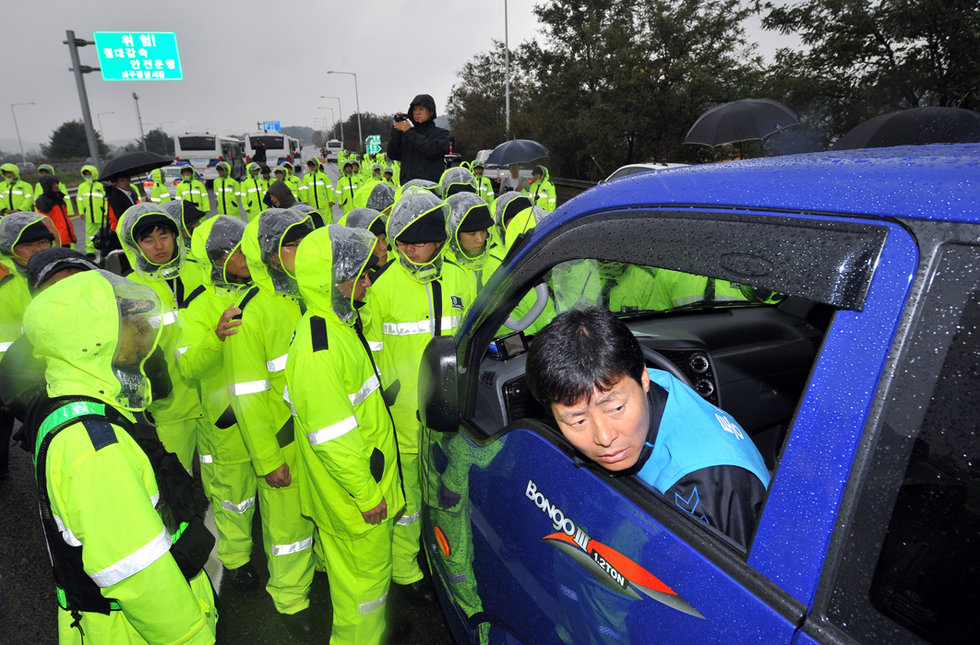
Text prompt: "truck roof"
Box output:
[[569, 144, 980, 225]]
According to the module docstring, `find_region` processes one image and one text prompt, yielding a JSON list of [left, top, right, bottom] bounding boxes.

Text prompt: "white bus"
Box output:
[[323, 139, 343, 162], [174, 132, 246, 181], [245, 132, 302, 168]]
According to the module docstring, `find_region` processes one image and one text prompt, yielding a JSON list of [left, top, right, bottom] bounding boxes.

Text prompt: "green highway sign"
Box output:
[[93, 32, 183, 81]]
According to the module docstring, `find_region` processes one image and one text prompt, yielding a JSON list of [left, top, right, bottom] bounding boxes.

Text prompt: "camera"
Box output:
[[394, 113, 409, 122]]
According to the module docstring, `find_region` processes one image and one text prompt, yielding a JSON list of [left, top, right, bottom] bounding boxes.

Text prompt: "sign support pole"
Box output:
[[64, 30, 102, 169]]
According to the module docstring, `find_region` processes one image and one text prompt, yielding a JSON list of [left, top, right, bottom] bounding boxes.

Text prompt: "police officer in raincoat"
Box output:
[[365, 189, 476, 602], [22, 269, 217, 643], [240, 163, 268, 221], [286, 225, 406, 643], [445, 192, 495, 290], [224, 207, 317, 635], [212, 161, 241, 217], [76, 165, 107, 257], [116, 204, 207, 469]]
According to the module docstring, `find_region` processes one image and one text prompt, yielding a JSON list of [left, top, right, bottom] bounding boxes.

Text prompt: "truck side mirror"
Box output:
[[419, 335, 460, 433]]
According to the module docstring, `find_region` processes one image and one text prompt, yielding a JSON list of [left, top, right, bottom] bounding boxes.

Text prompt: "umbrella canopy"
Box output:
[[832, 107, 980, 150], [684, 99, 799, 147], [485, 139, 549, 166], [100, 151, 172, 181]]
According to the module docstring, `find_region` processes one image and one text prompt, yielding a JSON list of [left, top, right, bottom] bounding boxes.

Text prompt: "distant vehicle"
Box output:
[[323, 139, 343, 162], [245, 132, 301, 168], [174, 132, 246, 182], [603, 162, 690, 182], [142, 165, 183, 198]]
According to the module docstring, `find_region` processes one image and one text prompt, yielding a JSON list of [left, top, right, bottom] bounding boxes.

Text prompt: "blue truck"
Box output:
[[419, 144, 980, 644]]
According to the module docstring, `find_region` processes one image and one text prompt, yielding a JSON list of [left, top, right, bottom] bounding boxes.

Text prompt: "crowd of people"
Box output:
[[0, 93, 570, 644]]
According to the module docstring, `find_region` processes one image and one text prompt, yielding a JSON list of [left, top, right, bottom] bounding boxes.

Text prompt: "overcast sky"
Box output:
[[2, 1, 796, 152]]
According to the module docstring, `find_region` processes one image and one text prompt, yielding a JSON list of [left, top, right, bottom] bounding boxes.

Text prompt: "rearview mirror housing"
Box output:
[[419, 335, 460, 433]]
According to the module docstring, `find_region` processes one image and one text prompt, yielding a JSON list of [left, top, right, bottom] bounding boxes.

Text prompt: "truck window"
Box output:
[[826, 242, 980, 643], [178, 136, 216, 151]]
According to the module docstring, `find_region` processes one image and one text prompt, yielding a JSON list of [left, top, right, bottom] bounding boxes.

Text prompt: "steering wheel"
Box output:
[[642, 346, 692, 387]]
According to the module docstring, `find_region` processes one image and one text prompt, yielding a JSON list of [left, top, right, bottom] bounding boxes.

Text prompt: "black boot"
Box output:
[[393, 578, 436, 606], [223, 562, 259, 592]]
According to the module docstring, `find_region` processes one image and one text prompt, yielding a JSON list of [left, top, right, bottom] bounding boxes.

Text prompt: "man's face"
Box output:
[[115, 314, 156, 367], [533, 172, 542, 182], [396, 240, 440, 264], [181, 170, 193, 182], [458, 229, 488, 256], [217, 167, 227, 178], [39, 169, 50, 176], [509, 164, 519, 178], [412, 105, 433, 123], [373, 234, 388, 261], [2, 171, 14, 181], [549, 371, 651, 472], [474, 166, 484, 176], [115, 176, 131, 189], [337, 269, 371, 302], [136, 227, 176, 265], [223, 248, 250, 282], [12, 238, 52, 266], [82, 171, 92, 180], [278, 238, 303, 275]]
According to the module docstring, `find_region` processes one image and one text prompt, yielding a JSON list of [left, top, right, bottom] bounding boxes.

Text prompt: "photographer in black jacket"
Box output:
[[388, 94, 450, 184]]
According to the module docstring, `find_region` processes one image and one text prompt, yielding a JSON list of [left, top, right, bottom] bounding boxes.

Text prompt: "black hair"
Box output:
[[134, 223, 177, 243], [525, 306, 645, 407]]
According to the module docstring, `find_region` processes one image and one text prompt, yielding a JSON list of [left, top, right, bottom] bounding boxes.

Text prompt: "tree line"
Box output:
[[447, 0, 979, 180]]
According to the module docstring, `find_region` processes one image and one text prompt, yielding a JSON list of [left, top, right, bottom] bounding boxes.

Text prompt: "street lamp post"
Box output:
[[320, 95, 345, 146], [10, 102, 35, 164], [326, 72, 362, 153], [97, 111, 115, 140], [317, 106, 335, 139]]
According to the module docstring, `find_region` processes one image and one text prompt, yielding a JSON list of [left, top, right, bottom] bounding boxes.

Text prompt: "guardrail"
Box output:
[[553, 177, 598, 207]]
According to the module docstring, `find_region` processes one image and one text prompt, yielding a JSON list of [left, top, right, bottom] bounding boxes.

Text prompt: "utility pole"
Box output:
[[64, 30, 102, 168], [132, 93, 146, 151]]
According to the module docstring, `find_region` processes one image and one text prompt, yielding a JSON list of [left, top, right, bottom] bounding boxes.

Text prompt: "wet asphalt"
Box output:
[[0, 436, 454, 644]]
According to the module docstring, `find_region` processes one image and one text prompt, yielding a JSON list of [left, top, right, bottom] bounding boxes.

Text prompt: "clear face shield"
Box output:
[[104, 270, 163, 410], [119, 203, 185, 280], [440, 167, 476, 198], [329, 225, 377, 324], [257, 208, 314, 296], [493, 192, 533, 245], [366, 182, 396, 213], [388, 191, 448, 284], [205, 215, 250, 290], [0, 212, 61, 263], [447, 192, 492, 269]]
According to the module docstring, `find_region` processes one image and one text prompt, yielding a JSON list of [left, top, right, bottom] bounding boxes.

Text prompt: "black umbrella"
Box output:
[[832, 107, 980, 150], [684, 99, 799, 147], [100, 151, 172, 180], [485, 139, 549, 166]]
